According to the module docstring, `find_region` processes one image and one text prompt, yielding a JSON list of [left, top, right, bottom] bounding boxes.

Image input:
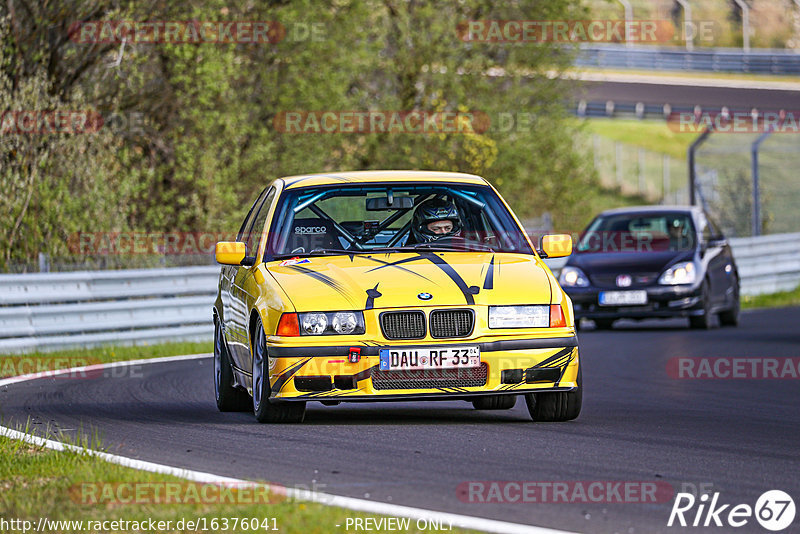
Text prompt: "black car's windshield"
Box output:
[[264, 182, 533, 260], [576, 212, 696, 253]]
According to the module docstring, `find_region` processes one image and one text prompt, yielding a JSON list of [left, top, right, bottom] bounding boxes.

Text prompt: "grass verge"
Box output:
[[742, 285, 800, 310], [0, 429, 478, 534], [0, 341, 212, 379]]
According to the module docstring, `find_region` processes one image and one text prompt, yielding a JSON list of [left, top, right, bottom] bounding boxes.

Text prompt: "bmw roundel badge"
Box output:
[[418, 292, 433, 301]]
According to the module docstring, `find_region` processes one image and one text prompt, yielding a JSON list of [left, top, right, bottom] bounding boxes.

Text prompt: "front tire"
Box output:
[[214, 320, 251, 412], [594, 318, 614, 330], [252, 318, 306, 424], [472, 395, 516, 410], [689, 281, 713, 329], [525, 366, 582, 422], [719, 280, 740, 327]]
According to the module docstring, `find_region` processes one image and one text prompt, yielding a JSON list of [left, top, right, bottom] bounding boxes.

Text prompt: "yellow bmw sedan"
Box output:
[[213, 171, 579, 423]]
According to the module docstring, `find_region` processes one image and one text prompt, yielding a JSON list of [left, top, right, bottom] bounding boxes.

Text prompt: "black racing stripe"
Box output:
[[365, 283, 382, 310], [363, 256, 436, 282], [417, 252, 477, 305], [353, 365, 378, 383], [528, 348, 575, 370], [483, 255, 495, 290], [271, 358, 311, 395], [286, 264, 357, 306]]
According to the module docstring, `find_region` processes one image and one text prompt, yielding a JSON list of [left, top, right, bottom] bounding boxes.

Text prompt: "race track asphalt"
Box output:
[[2, 308, 799, 533]]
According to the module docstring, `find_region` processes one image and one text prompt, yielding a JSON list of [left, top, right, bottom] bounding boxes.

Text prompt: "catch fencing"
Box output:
[[1, 235, 798, 353]]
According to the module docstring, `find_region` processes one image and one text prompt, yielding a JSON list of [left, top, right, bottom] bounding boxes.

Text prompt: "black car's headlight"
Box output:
[[658, 261, 698, 285], [559, 266, 590, 287], [298, 311, 365, 335]]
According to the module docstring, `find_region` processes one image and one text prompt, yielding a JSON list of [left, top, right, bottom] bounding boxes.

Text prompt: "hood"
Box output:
[[567, 249, 695, 275], [266, 252, 552, 311]]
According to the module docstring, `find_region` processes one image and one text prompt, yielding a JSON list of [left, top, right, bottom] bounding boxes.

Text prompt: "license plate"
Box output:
[[599, 290, 648, 306], [379, 346, 480, 371]]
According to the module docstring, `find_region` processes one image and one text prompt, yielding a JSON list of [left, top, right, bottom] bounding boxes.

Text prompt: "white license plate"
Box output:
[[599, 290, 648, 306], [379, 346, 480, 371]]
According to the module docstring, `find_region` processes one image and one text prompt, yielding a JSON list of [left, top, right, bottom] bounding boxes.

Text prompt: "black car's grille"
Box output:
[[380, 311, 426, 340], [371, 363, 488, 390], [430, 309, 474, 338], [590, 272, 658, 288]]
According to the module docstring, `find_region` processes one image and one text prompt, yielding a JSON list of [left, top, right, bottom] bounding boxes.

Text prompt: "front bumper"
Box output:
[[566, 284, 704, 320], [265, 336, 580, 401]]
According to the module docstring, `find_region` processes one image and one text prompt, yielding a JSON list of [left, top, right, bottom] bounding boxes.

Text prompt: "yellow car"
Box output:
[[213, 171, 580, 423]]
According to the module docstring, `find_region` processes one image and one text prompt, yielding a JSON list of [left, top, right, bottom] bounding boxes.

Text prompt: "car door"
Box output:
[[229, 186, 277, 371], [698, 212, 729, 306], [221, 187, 270, 369]]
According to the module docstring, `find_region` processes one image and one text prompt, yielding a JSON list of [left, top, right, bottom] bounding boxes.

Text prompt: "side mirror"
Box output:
[[708, 237, 728, 248], [540, 234, 572, 258], [215, 242, 247, 265]]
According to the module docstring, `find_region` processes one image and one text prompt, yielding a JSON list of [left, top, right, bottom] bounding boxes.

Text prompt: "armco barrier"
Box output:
[[1, 234, 797, 353], [576, 45, 800, 75], [0, 266, 219, 354]]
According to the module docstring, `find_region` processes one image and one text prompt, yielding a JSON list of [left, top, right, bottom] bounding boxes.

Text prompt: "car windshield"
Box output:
[[576, 212, 696, 253], [264, 182, 533, 259]]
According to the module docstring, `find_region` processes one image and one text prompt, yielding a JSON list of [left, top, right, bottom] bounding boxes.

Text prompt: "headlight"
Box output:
[[559, 266, 590, 287], [298, 311, 365, 335], [489, 305, 549, 328], [659, 261, 697, 285]]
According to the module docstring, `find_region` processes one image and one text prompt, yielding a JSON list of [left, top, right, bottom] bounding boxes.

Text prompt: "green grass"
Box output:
[[0, 431, 478, 534], [742, 285, 800, 310], [579, 118, 694, 160], [0, 341, 212, 378]]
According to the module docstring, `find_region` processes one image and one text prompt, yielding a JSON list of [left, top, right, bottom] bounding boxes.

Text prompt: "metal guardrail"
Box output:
[[1, 234, 798, 353], [0, 266, 219, 354], [543, 232, 800, 297], [576, 45, 800, 75]]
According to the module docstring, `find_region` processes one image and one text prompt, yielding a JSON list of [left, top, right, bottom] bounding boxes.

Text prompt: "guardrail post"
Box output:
[[751, 128, 774, 236], [615, 0, 634, 47], [663, 154, 670, 204], [675, 0, 694, 51], [732, 0, 751, 53], [688, 127, 713, 206]]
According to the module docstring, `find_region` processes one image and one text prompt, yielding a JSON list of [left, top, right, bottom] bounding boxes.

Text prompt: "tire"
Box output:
[[593, 318, 614, 330], [689, 281, 713, 329], [252, 318, 306, 424], [214, 320, 251, 412], [719, 280, 740, 327], [472, 395, 516, 410], [525, 366, 582, 422]]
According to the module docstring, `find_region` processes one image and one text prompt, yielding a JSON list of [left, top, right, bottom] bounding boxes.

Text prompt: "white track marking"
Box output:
[[0, 354, 576, 534]]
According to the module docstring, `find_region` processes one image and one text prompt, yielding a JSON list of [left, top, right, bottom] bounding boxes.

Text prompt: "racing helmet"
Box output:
[[411, 198, 462, 243]]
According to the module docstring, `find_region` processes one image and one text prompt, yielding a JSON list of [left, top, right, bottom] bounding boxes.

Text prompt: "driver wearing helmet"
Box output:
[[410, 198, 462, 244], [668, 217, 688, 250]]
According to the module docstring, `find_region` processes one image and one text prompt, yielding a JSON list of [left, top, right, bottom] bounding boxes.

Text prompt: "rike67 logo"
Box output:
[[668, 490, 795, 531]]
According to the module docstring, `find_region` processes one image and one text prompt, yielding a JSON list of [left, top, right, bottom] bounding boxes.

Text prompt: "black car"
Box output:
[[560, 206, 740, 329]]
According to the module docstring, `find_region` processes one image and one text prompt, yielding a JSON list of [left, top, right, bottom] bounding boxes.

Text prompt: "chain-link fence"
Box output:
[[695, 132, 800, 238], [588, 134, 688, 204]]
